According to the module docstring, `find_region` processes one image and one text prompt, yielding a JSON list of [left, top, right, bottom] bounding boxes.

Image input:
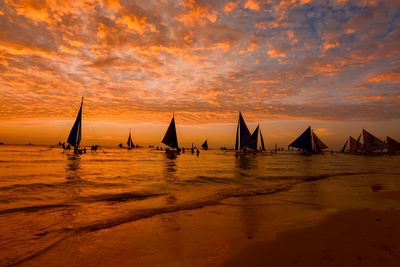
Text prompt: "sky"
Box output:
[[0, 0, 399, 148]]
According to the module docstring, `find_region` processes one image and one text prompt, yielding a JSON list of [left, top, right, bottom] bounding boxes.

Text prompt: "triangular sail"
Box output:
[[260, 130, 265, 151], [247, 125, 259, 150], [289, 127, 312, 151], [162, 117, 178, 149], [235, 122, 239, 150], [238, 113, 252, 150], [312, 131, 328, 152], [340, 138, 349, 153], [363, 129, 385, 152], [201, 140, 208, 150], [349, 136, 363, 152], [387, 136, 400, 153], [67, 98, 83, 148], [127, 129, 133, 148], [354, 134, 362, 152]]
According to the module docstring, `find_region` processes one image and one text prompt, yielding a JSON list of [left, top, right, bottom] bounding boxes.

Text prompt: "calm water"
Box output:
[[0, 145, 399, 265]]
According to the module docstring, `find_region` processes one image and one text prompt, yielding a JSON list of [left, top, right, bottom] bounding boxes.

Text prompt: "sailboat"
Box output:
[[127, 128, 134, 149], [387, 136, 400, 154], [201, 140, 208, 150], [234, 113, 266, 156], [161, 114, 179, 156], [361, 129, 386, 154], [289, 126, 328, 154], [67, 97, 83, 154], [340, 136, 363, 153]]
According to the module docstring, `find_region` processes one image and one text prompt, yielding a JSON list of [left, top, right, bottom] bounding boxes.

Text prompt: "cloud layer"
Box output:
[[0, 0, 399, 125]]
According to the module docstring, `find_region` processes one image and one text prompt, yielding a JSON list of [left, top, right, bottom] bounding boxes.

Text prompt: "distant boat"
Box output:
[[161, 115, 179, 156], [234, 113, 265, 155], [387, 136, 400, 154], [289, 126, 328, 154], [127, 128, 134, 149], [361, 129, 386, 154], [67, 97, 83, 154], [201, 140, 208, 150], [340, 136, 363, 153]]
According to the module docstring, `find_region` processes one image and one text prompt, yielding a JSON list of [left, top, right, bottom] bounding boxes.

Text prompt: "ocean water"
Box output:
[[0, 145, 399, 265]]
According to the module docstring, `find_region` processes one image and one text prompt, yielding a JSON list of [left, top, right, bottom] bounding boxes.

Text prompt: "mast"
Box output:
[[67, 97, 83, 148]]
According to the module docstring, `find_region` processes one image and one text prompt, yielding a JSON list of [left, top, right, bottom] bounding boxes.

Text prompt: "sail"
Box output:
[[162, 117, 178, 149], [312, 131, 328, 152], [235, 122, 239, 150], [289, 127, 312, 151], [354, 134, 362, 152], [387, 136, 400, 153], [67, 98, 83, 148], [260, 130, 265, 151], [363, 129, 385, 152], [127, 130, 133, 148], [340, 138, 348, 153], [238, 113, 252, 150], [349, 136, 363, 152], [247, 125, 259, 150], [201, 140, 208, 150]]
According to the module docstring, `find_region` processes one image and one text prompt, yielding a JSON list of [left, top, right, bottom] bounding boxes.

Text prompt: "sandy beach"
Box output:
[[16, 172, 400, 267]]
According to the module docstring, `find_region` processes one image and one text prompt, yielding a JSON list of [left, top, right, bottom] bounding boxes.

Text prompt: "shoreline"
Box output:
[[17, 173, 400, 266]]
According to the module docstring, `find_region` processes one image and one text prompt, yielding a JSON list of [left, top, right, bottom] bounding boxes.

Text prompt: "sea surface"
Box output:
[[0, 145, 399, 265]]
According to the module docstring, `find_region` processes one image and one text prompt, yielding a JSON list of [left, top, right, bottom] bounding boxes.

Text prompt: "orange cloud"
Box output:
[[244, 0, 260, 11], [224, 2, 237, 13], [176, 0, 217, 26], [267, 49, 286, 58], [369, 72, 400, 83]]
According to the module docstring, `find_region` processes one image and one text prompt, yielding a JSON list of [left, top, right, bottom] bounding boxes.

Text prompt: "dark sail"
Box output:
[[247, 125, 259, 150], [260, 130, 265, 151], [127, 129, 133, 148], [238, 113, 252, 150], [355, 134, 362, 152], [289, 126, 312, 151], [363, 129, 385, 152], [162, 117, 178, 149], [312, 131, 328, 152], [201, 140, 208, 150], [235, 122, 239, 150], [387, 136, 400, 153], [340, 138, 348, 153], [67, 98, 83, 148]]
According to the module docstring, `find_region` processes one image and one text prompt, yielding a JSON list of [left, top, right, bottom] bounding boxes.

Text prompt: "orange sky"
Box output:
[[0, 0, 399, 147]]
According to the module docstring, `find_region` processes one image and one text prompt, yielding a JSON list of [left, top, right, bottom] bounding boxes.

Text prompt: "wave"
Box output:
[[77, 191, 165, 203], [0, 204, 73, 215], [63, 171, 381, 233], [0, 180, 125, 192]]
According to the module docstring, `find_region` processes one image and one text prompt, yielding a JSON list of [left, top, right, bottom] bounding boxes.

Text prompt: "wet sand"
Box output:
[[19, 173, 400, 266]]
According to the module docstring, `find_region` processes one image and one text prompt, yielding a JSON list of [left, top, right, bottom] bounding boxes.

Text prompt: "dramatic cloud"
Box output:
[[0, 0, 399, 125]]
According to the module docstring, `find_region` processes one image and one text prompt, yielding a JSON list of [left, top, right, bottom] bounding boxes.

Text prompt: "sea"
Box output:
[[0, 145, 399, 265]]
